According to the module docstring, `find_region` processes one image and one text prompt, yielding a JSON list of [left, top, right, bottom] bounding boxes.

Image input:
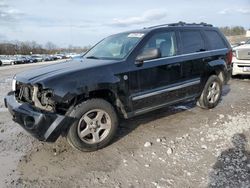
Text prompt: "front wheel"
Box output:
[[67, 99, 118, 152], [197, 75, 222, 109]]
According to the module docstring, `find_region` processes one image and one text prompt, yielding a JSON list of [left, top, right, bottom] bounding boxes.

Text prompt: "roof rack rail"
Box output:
[[145, 21, 213, 29]]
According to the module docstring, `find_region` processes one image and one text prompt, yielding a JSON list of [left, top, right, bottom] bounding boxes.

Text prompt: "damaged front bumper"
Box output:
[[4, 92, 69, 142]]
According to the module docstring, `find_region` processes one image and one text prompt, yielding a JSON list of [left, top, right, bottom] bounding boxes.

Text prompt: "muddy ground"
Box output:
[[0, 62, 250, 188]]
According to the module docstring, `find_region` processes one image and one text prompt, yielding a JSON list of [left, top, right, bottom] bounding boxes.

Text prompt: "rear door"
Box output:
[[177, 29, 208, 97]]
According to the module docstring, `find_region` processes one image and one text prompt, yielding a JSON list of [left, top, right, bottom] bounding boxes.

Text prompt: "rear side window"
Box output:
[[204, 30, 227, 49], [180, 30, 205, 54]]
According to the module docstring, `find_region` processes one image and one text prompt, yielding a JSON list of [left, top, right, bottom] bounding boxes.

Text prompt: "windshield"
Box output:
[[85, 33, 145, 60], [246, 39, 250, 44]]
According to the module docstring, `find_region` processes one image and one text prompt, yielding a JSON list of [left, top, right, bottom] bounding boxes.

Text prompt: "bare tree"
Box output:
[[219, 26, 246, 36], [0, 41, 91, 55], [45, 42, 57, 54]]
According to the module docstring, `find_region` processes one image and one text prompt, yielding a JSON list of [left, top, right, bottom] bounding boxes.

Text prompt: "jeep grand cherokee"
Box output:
[[5, 22, 232, 151]]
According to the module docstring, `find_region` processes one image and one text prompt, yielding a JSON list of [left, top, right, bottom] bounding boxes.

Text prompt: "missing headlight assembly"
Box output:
[[32, 85, 55, 112], [15, 82, 34, 104]]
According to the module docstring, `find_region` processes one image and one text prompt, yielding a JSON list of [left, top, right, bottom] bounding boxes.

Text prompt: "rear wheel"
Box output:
[[197, 75, 222, 109], [67, 99, 118, 151]]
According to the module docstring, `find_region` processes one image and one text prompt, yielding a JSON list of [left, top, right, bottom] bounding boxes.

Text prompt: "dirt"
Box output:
[[0, 63, 250, 188]]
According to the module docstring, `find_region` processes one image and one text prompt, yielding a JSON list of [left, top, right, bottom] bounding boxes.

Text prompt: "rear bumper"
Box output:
[[232, 58, 250, 76], [4, 92, 69, 142]]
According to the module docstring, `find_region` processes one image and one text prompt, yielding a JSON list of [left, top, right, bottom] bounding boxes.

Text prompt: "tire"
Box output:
[[0, 61, 2, 66], [197, 75, 222, 109], [67, 99, 118, 152]]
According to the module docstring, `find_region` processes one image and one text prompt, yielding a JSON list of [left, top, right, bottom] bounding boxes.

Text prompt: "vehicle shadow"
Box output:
[[221, 84, 231, 97], [208, 133, 250, 187], [113, 101, 196, 142]]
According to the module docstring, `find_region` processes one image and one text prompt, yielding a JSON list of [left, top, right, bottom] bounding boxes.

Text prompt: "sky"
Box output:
[[0, 0, 250, 47]]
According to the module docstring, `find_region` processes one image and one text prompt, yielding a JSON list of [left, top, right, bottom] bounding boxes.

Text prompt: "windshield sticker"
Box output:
[[128, 33, 145, 38]]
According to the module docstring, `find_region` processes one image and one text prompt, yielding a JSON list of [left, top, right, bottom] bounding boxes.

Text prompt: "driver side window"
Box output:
[[142, 31, 177, 60]]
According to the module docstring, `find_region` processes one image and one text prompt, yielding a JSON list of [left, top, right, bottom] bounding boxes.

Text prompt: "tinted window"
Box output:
[[204, 30, 226, 49], [141, 31, 176, 58], [180, 31, 204, 54]]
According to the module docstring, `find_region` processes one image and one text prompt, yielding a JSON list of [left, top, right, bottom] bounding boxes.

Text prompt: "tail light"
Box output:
[[226, 49, 233, 65], [232, 50, 236, 57]]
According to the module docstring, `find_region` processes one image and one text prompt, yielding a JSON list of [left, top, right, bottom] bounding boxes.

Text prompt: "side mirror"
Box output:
[[135, 48, 161, 65]]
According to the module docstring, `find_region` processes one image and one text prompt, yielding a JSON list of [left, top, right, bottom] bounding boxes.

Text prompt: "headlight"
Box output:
[[12, 77, 16, 91]]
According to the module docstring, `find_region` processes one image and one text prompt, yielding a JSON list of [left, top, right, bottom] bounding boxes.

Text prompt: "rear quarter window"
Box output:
[[204, 30, 227, 50]]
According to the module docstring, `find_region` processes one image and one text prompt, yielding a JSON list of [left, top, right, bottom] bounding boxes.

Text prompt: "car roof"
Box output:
[[116, 22, 217, 36]]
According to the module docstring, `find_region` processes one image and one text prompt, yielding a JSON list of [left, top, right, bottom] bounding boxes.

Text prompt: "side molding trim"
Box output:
[[132, 78, 200, 101]]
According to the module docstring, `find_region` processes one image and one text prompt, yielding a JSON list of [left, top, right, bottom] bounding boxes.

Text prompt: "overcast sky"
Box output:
[[0, 0, 250, 47]]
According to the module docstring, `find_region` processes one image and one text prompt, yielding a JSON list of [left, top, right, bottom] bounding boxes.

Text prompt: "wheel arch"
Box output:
[[207, 59, 228, 84], [71, 88, 128, 119]]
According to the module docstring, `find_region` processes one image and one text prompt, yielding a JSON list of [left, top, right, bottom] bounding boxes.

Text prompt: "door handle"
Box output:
[[198, 49, 206, 52]]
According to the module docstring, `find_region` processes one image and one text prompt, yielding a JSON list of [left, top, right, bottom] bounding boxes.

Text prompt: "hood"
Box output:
[[16, 58, 118, 84]]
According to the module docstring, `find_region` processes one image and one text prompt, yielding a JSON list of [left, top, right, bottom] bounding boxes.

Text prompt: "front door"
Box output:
[[129, 31, 183, 113]]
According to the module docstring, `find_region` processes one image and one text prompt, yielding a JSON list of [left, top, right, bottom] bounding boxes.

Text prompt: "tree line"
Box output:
[[219, 26, 246, 36], [0, 41, 91, 55]]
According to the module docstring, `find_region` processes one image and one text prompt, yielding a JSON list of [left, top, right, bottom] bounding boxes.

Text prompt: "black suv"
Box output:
[[4, 22, 232, 151]]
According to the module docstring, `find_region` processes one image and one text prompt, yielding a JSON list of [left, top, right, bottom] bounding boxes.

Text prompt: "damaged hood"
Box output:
[[15, 59, 118, 84]]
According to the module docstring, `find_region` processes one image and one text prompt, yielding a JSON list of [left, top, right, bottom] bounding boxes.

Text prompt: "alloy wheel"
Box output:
[[77, 109, 111, 144], [207, 81, 220, 104]]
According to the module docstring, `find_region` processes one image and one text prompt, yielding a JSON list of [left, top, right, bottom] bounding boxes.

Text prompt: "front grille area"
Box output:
[[15, 82, 34, 104]]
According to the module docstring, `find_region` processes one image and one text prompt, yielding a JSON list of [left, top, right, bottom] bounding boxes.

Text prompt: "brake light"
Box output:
[[232, 51, 236, 57], [226, 50, 233, 65]]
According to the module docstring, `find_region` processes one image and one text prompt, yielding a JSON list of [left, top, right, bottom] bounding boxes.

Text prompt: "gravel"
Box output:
[[144, 142, 152, 147], [0, 64, 250, 187]]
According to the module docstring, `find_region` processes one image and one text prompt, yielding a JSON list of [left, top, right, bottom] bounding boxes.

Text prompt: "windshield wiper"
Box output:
[[86, 56, 100, 59]]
